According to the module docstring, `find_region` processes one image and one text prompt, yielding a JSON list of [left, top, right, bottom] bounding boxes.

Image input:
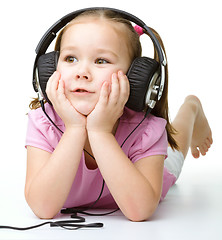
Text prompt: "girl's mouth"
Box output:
[[72, 88, 94, 95], [76, 89, 88, 93]]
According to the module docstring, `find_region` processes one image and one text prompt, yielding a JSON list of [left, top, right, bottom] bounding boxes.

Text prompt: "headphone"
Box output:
[[33, 7, 167, 112]]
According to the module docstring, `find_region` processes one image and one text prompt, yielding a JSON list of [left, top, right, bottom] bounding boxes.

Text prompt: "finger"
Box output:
[[98, 81, 109, 106], [46, 71, 60, 99], [46, 71, 59, 89], [57, 79, 65, 94], [57, 79, 67, 103], [50, 71, 60, 91], [109, 73, 120, 105], [118, 71, 130, 105]]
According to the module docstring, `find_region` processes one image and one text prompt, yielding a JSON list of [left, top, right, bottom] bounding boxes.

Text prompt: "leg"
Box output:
[[171, 95, 213, 159]]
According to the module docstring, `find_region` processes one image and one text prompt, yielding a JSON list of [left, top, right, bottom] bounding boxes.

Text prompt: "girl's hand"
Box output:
[[46, 71, 86, 130], [86, 71, 130, 134]]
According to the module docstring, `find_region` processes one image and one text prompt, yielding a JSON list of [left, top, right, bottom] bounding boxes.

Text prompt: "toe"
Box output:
[[199, 144, 208, 156], [191, 146, 200, 158], [206, 139, 211, 148], [208, 136, 213, 145]]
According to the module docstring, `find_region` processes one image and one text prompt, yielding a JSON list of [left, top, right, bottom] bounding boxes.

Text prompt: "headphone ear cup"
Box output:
[[126, 57, 159, 112], [36, 51, 59, 104]]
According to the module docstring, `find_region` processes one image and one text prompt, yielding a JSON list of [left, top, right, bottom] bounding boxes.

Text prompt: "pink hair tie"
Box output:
[[134, 25, 144, 36]]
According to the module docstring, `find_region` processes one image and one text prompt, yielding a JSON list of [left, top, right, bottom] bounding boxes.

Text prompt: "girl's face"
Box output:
[[57, 18, 131, 115]]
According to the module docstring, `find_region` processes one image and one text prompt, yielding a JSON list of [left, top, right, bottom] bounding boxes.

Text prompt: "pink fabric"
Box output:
[[26, 103, 174, 208], [134, 25, 144, 36], [160, 168, 177, 201]]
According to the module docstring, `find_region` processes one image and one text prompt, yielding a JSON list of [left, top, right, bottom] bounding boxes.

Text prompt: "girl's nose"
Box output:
[[76, 74, 89, 80], [74, 62, 91, 81]]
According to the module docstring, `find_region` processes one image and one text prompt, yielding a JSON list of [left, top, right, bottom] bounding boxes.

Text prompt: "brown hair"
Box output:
[[29, 9, 178, 150], [54, 10, 142, 61], [147, 27, 178, 150]]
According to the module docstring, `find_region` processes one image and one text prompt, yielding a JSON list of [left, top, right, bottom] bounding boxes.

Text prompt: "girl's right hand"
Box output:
[[46, 71, 86, 130]]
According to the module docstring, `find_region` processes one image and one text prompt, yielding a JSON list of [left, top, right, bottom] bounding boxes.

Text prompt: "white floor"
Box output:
[[0, 149, 221, 240], [0, 2, 222, 239]]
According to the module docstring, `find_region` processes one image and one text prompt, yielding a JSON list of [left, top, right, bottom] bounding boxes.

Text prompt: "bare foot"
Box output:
[[186, 96, 213, 158]]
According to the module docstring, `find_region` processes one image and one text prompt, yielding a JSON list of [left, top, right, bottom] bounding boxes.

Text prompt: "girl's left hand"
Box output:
[[86, 71, 130, 134]]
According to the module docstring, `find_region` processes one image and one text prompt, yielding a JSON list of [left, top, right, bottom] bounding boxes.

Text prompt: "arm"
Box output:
[[25, 128, 86, 219], [25, 72, 87, 219], [87, 71, 165, 221], [88, 132, 164, 222]]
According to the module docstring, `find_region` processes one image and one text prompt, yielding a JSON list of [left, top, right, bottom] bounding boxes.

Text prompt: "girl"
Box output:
[[25, 9, 212, 222]]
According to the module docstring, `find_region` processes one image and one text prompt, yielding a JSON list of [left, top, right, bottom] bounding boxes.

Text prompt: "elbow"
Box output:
[[126, 207, 156, 222], [122, 199, 159, 222], [37, 213, 55, 220], [24, 190, 59, 220], [29, 203, 59, 220], [34, 207, 57, 220]]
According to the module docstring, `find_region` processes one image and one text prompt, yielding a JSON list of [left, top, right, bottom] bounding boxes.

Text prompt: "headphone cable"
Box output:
[[60, 108, 150, 217], [0, 220, 103, 231], [0, 103, 151, 231], [39, 101, 150, 217]]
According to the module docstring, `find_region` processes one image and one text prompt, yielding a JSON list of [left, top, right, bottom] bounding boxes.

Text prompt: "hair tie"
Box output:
[[134, 25, 144, 36]]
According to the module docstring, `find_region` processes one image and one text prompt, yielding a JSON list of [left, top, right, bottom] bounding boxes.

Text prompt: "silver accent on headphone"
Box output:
[[158, 46, 167, 100], [161, 46, 167, 67], [33, 7, 167, 113], [145, 72, 159, 109], [35, 68, 44, 102], [158, 64, 165, 100]]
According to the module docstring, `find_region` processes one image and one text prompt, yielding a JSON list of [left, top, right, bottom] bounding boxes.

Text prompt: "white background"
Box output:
[[0, 0, 221, 239]]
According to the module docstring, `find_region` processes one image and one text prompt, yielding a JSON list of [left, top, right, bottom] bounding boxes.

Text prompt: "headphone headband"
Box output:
[[33, 7, 167, 108], [35, 7, 165, 64]]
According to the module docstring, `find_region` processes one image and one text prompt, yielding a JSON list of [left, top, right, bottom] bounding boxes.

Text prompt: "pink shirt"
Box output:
[[26, 103, 174, 208]]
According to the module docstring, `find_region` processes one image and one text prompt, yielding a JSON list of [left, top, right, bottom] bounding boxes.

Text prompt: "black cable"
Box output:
[[60, 109, 150, 217], [40, 100, 97, 160], [40, 100, 63, 134], [0, 221, 52, 231], [0, 104, 150, 231], [39, 102, 150, 218], [72, 208, 120, 217], [0, 220, 103, 231], [120, 108, 151, 148]]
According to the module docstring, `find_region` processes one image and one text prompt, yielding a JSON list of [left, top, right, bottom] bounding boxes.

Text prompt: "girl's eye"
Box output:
[[65, 56, 78, 63], [95, 58, 109, 64]]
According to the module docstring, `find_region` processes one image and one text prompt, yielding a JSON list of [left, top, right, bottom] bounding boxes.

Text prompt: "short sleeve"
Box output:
[[128, 116, 168, 163], [25, 105, 63, 153]]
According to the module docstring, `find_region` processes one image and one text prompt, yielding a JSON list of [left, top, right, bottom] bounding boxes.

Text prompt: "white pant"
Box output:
[[164, 147, 184, 179]]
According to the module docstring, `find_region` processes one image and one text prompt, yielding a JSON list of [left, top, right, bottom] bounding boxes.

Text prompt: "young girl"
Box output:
[[25, 9, 212, 222]]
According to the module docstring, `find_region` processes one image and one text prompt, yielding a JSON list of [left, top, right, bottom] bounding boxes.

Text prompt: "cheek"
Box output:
[[97, 72, 113, 92], [56, 63, 71, 87], [56, 59, 63, 73], [99, 70, 115, 83], [57, 60, 70, 78]]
